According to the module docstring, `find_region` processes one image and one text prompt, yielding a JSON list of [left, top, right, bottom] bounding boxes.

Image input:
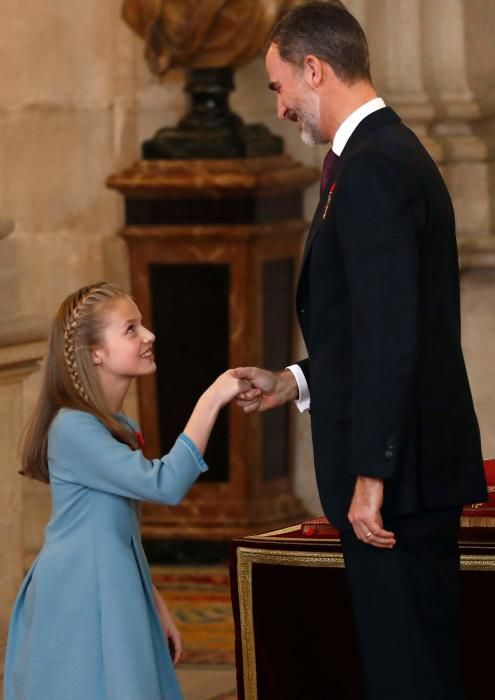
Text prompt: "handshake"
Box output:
[[206, 366, 299, 414]]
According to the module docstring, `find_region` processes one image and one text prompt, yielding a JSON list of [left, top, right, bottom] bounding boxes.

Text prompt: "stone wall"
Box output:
[[1, 3, 494, 654]]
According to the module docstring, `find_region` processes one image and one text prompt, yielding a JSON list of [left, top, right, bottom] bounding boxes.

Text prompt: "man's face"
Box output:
[[266, 44, 327, 146]]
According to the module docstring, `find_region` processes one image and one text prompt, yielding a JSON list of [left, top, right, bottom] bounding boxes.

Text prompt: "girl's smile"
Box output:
[[92, 296, 156, 411]]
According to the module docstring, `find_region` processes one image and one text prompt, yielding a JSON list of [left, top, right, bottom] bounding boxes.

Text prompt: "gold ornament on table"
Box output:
[[121, 0, 301, 158]]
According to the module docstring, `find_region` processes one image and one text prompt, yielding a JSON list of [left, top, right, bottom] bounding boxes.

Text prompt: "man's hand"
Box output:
[[231, 367, 298, 413], [348, 476, 396, 549]]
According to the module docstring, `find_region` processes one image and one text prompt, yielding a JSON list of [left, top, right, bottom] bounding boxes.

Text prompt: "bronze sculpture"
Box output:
[[121, 0, 304, 157], [122, 0, 300, 76]]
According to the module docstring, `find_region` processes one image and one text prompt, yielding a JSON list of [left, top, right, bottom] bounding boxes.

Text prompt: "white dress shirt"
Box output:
[[287, 97, 386, 412]]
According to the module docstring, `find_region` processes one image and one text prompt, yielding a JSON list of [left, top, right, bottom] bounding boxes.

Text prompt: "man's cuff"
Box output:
[[286, 364, 311, 412]]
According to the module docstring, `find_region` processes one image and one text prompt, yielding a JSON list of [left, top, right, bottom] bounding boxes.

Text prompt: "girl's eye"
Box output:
[[126, 325, 136, 334]]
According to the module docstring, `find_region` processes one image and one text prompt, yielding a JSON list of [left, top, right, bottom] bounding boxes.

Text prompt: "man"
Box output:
[[233, 2, 487, 698]]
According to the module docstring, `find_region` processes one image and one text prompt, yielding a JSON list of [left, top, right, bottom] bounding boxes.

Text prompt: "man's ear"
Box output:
[[303, 55, 324, 88]]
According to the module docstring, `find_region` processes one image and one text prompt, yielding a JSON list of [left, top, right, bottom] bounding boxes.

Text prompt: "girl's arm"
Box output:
[[49, 372, 250, 504], [152, 585, 182, 665], [183, 370, 249, 454]]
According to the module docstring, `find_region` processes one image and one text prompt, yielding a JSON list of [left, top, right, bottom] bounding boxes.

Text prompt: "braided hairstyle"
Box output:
[[62, 285, 99, 405], [22, 282, 139, 482]]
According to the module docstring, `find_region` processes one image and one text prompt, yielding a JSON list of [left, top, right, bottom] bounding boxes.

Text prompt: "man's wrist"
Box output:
[[276, 368, 299, 404]]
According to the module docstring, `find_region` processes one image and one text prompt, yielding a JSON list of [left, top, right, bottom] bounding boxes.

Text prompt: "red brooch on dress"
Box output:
[[135, 431, 146, 450], [323, 182, 337, 221]]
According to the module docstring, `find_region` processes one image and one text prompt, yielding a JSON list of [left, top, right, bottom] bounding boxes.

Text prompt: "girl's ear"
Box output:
[[92, 349, 103, 366]]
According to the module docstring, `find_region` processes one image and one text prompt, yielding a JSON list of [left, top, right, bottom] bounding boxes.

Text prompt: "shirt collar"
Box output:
[[331, 97, 386, 156]]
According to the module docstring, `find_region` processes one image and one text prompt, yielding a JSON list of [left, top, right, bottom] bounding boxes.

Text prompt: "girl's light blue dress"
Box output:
[[4, 408, 208, 700]]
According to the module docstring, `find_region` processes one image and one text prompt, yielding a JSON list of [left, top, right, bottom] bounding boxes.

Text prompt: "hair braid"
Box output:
[[62, 284, 107, 406], [22, 281, 139, 483]]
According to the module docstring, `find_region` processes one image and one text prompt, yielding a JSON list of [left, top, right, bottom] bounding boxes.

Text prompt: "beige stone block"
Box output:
[[465, 1, 495, 109], [16, 228, 109, 319], [102, 236, 131, 293], [136, 69, 187, 145], [0, 0, 134, 109], [110, 100, 139, 170], [461, 269, 495, 459], [0, 109, 126, 234], [0, 380, 24, 639], [0, 238, 20, 318], [444, 161, 491, 238]]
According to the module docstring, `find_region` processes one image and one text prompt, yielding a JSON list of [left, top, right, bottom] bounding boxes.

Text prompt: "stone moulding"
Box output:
[[458, 236, 495, 271]]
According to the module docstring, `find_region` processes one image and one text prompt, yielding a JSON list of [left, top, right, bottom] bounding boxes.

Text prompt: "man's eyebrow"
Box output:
[[268, 81, 280, 92]]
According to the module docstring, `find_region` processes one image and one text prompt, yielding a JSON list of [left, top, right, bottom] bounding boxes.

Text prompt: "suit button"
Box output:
[[385, 450, 393, 459], [299, 307, 305, 314]]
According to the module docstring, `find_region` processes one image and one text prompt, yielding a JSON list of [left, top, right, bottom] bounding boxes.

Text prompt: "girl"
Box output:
[[3, 282, 249, 700]]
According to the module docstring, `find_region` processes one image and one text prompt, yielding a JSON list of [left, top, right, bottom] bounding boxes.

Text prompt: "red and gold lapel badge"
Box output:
[[323, 182, 337, 220]]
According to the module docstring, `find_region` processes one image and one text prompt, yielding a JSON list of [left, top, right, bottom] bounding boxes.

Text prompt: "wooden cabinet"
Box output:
[[107, 156, 318, 539]]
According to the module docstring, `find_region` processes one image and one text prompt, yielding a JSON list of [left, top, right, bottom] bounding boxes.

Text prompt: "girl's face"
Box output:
[[92, 296, 156, 380]]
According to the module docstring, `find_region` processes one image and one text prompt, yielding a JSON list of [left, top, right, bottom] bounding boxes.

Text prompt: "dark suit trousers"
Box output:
[[340, 508, 463, 700]]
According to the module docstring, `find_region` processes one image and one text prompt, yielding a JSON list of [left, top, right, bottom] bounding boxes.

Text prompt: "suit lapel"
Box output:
[[299, 107, 401, 271]]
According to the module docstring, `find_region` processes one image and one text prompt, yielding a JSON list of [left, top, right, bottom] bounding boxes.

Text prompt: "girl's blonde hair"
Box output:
[[22, 282, 139, 482]]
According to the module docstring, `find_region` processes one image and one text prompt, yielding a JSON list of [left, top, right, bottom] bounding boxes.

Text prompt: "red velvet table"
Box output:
[[230, 466, 495, 700]]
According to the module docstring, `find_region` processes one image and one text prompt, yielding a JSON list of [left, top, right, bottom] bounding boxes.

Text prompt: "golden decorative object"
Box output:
[[122, 0, 300, 75]]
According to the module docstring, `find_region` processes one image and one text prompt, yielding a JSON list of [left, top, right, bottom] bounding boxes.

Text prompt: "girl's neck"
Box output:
[[99, 376, 131, 415]]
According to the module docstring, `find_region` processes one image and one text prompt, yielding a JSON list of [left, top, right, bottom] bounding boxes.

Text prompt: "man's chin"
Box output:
[[299, 128, 327, 147], [300, 132, 319, 147]]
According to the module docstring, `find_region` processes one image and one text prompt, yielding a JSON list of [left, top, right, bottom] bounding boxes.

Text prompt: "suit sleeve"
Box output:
[[49, 410, 207, 504], [297, 358, 310, 387], [336, 152, 422, 479]]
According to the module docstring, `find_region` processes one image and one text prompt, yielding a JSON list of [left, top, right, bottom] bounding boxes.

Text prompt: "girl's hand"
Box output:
[[164, 614, 183, 666], [205, 370, 253, 410], [153, 586, 183, 665], [183, 371, 252, 455]]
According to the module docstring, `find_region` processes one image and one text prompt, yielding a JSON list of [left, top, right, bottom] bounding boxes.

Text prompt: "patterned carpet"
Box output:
[[152, 565, 236, 666]]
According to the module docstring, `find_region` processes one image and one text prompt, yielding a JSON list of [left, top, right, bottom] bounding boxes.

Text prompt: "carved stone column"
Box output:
[[422, 0, 495, 243], [420, 0, 495, 458], [364, 0, 444, 161], [0, 312, 45, 691]]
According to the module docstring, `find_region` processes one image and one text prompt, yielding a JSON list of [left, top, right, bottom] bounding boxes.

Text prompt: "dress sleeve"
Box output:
[[48, 409, 208, 504]]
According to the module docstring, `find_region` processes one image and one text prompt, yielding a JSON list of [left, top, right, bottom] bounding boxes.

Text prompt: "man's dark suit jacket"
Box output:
[[296, 106, 487, 530]]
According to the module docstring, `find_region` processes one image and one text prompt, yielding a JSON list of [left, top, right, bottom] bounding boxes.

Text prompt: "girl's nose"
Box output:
[[142, 327, 155, 343]]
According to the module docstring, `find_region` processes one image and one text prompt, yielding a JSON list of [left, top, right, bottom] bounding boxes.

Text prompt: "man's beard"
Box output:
[[293, 98, 326, 146]]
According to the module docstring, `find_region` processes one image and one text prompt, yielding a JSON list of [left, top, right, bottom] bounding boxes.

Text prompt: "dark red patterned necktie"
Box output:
[[320, 149, 339, 194]]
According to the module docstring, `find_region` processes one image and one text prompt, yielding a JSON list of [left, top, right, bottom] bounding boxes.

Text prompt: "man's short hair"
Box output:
[[270, 1, 371, 85]]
